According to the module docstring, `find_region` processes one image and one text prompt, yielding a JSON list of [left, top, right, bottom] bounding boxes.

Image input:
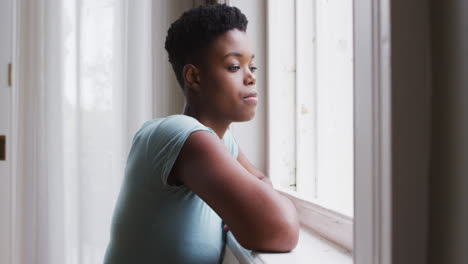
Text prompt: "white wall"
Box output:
[[429, 0, 468, 263], [151, 0, 193, 118]]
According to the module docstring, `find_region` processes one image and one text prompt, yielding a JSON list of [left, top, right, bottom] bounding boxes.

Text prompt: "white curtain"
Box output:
[[12, 0, 154, 263]]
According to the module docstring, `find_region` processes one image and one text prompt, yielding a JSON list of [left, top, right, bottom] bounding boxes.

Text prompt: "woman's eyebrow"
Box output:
[[223, 52, 255, 59]]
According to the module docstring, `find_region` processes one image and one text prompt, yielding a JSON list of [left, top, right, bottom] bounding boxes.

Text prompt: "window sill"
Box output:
[[276, 188, 353, 251], [223, 226, 352, 264]]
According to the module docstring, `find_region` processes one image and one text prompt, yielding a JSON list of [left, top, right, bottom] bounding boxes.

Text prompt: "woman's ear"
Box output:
[[183, 64, 201, 92]]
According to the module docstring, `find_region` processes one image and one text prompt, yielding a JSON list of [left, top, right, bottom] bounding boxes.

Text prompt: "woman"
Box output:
[[104, 4, 299, 263]]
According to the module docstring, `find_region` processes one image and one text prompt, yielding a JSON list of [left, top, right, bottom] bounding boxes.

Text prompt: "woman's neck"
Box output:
[[182, 104, 231, 139]]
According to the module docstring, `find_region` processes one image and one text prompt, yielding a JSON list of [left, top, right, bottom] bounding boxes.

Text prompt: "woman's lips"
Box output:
[[243, 91, 258, 103], [243, 96, 258, 103]]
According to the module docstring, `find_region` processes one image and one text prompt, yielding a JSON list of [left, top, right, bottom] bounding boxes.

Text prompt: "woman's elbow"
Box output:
[[240, 217, 300, 253], [270, 198, 300, 252], [272, 216, 300, 252]]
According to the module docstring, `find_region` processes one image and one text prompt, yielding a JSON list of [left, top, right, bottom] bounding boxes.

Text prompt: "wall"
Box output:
[[392, 0, 468, 262], [391, 0, 432, 263], [151, 0, 193, 118], [429, 0, 468, 263]]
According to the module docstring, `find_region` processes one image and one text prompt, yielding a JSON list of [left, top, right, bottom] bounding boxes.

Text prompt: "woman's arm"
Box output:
[[170, 131, 299, 252], [237, 148, 273, 186]]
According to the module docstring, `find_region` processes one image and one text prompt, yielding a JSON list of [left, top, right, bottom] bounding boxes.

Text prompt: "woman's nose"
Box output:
[[245, 69, 256, 86]]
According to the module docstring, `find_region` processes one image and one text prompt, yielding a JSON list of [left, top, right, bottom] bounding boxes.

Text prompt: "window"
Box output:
[[267, 0, 354, 217], [228, 0, 393, 262]]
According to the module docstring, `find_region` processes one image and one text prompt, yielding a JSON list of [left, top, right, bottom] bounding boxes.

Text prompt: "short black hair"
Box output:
[[165, 4, 248, 89]]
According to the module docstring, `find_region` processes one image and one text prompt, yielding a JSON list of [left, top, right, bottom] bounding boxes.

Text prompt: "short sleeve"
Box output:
[[222, 129, 239, 159], [147, 115, 212, 187]]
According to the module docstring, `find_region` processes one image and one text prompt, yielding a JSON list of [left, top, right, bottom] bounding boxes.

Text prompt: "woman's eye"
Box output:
[[249, 66, 258, 73], [227, 65, 241, 72]]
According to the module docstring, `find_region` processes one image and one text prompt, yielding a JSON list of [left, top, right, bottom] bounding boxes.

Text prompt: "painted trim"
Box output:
[[277, 189, 353, 252], [10, 0, 18, 262], [225, 224, 353, 264], [353, 0, 392, 263], [266, 0, 354, 254], [266, 0, 297, 191], [0, 0, 14, 263]]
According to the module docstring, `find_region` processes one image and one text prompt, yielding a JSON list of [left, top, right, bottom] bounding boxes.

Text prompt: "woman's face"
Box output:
[[197, 29, 257, 122]]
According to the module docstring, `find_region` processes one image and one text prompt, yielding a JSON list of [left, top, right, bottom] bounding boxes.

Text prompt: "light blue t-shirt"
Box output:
[[104, 115, 238, 264]]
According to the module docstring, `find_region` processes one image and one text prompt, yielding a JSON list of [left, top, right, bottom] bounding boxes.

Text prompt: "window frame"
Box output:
[[0, 0, 13, 263], [266, 0, 355, 249], [277, 188, 353, 251], [266, 0, 354, 216], [266, 0, 392, 261], [352, 0, 392, 263]]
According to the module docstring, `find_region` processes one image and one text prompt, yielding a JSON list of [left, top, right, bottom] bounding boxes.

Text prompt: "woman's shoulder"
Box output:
[[161, 114, 204, 127], [137, 115, 211, 144], [139, 115, 205, 133]]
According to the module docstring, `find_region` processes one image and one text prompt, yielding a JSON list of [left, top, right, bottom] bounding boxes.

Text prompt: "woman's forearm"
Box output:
[[259, 175, 273, 187]]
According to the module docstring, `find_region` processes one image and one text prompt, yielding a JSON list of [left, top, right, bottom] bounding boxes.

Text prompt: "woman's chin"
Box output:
[[236, 110, 256, 122]]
